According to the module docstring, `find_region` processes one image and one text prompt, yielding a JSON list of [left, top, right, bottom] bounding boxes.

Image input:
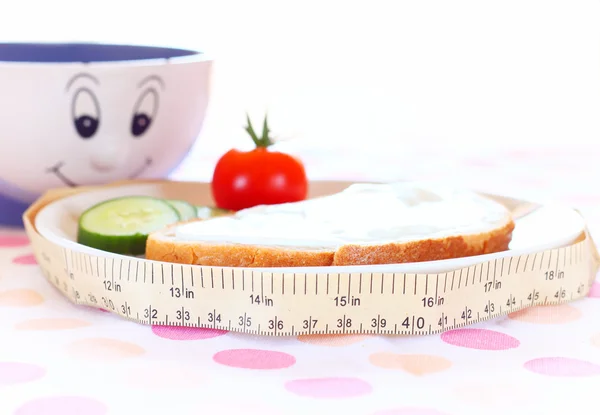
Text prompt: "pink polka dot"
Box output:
[[152, 325, 227, 340], [285, 377, 372, 399], [14, 396, 107, 415], [587, 281, 600, 298], [524, 357, 600, 377], [213, 349, 296, 369], [0, 235, 29, 247], [441, 328, 520, 350], [372, 409, 449, 415], [0, 362, 45, 385], [12, 254, 37, 265]]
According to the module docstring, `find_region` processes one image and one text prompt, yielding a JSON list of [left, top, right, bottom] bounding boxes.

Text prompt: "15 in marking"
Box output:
[[334, 296, 360, 307]]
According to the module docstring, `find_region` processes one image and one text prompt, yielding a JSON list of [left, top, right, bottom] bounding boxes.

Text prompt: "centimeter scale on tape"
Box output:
[[35, 234, 596, 337]]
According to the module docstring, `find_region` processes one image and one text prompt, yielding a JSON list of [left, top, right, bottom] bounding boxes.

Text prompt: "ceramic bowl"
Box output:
[[0, 42, 212, 208]]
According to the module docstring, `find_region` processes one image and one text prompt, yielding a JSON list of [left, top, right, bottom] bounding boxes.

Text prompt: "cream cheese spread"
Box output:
[[174, 182, 512, 249]]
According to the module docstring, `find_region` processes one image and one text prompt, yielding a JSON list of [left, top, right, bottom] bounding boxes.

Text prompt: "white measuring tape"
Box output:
[[23, 181, 600, 336]]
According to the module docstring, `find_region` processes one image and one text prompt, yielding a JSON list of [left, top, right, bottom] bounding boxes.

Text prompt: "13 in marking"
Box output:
[[103, 281, 121, 292], [170, 287, 194, 299], [422, 296, 444, 307], [250, 294, 273, 306], [545, 270, 564, 280], [334, 296, 360, 307]]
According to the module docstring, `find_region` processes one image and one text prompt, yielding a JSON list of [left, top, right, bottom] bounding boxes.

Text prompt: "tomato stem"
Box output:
[[245, 113, 274, 148]]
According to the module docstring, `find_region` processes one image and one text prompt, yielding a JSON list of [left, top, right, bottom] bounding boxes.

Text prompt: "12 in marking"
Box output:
[[103, 281, 121, 292]]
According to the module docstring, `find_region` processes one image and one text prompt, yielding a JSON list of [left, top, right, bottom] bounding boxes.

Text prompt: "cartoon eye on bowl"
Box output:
[[72, 87, 100, 139], [131, 87, 159, 137]]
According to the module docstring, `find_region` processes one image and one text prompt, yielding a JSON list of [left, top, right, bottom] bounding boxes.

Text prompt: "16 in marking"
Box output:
[[422, 296, 444, 307]]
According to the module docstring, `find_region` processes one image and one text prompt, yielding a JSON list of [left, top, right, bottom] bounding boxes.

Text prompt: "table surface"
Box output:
[[1, 140, 599, 415]]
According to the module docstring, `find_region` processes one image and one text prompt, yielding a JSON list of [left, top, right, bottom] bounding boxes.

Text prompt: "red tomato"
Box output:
[[211, 115, 308, 211]]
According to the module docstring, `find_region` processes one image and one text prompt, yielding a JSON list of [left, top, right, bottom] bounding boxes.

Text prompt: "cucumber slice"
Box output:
[[77, 196, 181, 255], [166, 199, 197, 221], [195, 205, 232, 219]]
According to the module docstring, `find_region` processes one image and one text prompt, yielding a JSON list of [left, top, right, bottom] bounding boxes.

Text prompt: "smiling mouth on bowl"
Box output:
[[46, 157, 153, 187]]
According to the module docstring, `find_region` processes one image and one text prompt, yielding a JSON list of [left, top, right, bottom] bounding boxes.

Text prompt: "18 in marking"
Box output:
[[546, 270, 564, 280]]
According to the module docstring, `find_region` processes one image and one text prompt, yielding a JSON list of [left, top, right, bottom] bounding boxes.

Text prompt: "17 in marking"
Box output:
[[484, 281, 501, 292]]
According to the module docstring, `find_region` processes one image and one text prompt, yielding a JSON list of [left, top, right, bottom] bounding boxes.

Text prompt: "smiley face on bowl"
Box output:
[[0, 42, 212, 204]]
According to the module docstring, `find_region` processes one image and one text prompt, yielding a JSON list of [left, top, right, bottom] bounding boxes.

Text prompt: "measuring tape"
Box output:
[[22, 180, 600, 336]]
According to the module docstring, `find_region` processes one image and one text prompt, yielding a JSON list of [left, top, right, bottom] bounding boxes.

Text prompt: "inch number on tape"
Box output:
[[31, 229, 597, 336]]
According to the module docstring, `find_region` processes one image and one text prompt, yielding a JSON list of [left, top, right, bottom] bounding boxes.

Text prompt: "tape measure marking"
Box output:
[[31, 230, 596, 337]]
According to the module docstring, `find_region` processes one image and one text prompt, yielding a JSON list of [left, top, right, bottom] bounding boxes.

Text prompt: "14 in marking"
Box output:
[[250, 294, 273, 306]]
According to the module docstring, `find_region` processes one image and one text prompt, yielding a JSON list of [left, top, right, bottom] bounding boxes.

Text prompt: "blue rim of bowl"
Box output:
[[0, 42, 212, 67]]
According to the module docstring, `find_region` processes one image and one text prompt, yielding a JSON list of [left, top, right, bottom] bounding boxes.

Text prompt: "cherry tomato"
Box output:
[[211, 115, 308, 211]]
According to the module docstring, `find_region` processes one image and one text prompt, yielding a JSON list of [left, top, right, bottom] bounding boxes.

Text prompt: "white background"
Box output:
[[0, 0, 598, 155]]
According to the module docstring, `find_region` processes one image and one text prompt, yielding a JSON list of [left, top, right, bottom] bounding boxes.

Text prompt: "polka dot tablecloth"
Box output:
[[1, 143, 600, 415]]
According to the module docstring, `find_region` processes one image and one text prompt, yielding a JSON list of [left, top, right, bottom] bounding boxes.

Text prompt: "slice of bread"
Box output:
[[146, 182, 515, 267]]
